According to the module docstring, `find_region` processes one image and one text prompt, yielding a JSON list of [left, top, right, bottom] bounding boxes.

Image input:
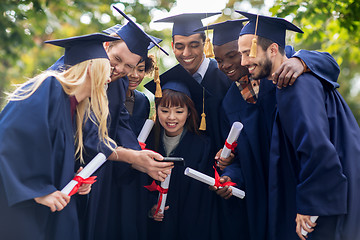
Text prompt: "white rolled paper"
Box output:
[[301, 216, 318, 236], [220, 121, 243, 159], [158, 172, 171, 214], [61, 153, 106, 196], [137, 119, 155, 143], [184, 167, 245, 199]]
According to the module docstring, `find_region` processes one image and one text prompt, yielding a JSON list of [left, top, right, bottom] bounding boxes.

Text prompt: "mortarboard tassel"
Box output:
[[249, 14, 259, 58], [204, 37, 215, 58], [204, 23, 215, 58], [153, 52, 162, 98], [199, 87, 206, 131]]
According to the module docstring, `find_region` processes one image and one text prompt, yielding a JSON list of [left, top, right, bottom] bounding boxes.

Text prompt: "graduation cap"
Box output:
[[154, 12, 221, 37], [195, 19, 249, 46], [145, 64, 209, 130], [103, 24, 163, 52], [111, 6, 168, 58], [236, 11, 303, 57], [45, 33, 120, 66]]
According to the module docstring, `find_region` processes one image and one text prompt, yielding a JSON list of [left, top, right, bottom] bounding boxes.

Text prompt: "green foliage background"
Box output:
[[1, 0, 359, 123]]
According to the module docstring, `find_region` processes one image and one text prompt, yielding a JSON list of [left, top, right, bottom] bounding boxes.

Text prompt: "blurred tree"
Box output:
[[270, 0, 360, 122], [0, 0, 175, 108]]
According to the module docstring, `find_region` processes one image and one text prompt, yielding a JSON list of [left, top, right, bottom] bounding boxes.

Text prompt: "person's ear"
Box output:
[[103, 42, 110, 51]]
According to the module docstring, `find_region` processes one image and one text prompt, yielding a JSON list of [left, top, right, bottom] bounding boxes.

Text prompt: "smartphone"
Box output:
[[160, 157, 185, 165]]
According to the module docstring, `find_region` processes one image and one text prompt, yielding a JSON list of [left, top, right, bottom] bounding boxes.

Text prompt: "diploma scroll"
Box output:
[[61, 153, 106, 196], [158, 172, 171, 214], [301, 216, 318, 236], [184, 167, 245, 199], [137, 119, 155, 148], [220, 121, 243, 159]]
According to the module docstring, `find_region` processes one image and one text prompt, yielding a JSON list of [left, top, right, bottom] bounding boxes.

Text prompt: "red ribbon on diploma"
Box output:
[[144, 180, 168, 215], [68, 175, 97, 196], [139, 141, 146, 150], [225, 140, 237, 152], [213, 166, 237, 188]]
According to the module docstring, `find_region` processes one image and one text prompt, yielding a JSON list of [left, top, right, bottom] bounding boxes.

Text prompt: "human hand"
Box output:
[[149, 204, 169, 221], [76, 167, 92, 195], [209, 176, 233, 199], [130, 150, 174, 181], [34, 191, 70, 212], [272, 57, 305, 89], [295, 213, 317, 240], [214, 149, 234, 171]]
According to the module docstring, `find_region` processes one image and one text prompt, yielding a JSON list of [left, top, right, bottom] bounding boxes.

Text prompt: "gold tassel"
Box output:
[[153, 50, 162, 98], [249, 38, 257, 58], [154, 66, 162, 98], [199, 87, 206, 131], [204, 17, 214, 58], [204, 37, 214, 58], [249, 14, 259, 58]]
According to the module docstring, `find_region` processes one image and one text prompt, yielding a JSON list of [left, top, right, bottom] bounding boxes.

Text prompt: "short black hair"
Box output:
[[172, 32, 206, 43], [257, 36, 285, 55]]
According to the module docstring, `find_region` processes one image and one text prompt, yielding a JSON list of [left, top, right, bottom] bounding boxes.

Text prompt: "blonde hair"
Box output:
[[8, 58, 116, 163]]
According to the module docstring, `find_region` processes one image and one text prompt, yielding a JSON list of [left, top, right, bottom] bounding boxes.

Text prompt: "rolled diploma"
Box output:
[[61, 153, 106, 195], [137, 119, 155, 143], [158, 172, 171, 213], [184, 167, 245, 199], [301, 216, 318, 236], [220, 121, 243, 159]]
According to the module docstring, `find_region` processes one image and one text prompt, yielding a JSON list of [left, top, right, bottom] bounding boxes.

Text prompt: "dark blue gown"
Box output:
[[146, 129, 243, 240], [81, 77, 143, 240], [129, 89, 150, 137], [49, 56, 143, 240], [269, 70, 360, 240], [103, 89, 151, 240], [177, 60, 248, 239], [221, 49, 341, 240], [0, 77, 80, 240]]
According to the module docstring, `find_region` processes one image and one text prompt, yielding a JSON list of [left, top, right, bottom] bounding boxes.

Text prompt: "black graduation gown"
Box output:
[[129, 89, 150, 137], [269, 73, 360, 240], [221, 49, 342, 240], [0, 77, 80, 240], [103, 89, 151, 240], [147, 129, 224, 240], [198, 59, 251, 239], [81, 77, 143, 240]]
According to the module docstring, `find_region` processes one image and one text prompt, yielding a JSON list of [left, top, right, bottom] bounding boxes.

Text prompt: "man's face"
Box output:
[[104, 41, 142, 82], [214, 40, 249, 82], [172, 33, 205, 75], [238, 34, 272, 80]]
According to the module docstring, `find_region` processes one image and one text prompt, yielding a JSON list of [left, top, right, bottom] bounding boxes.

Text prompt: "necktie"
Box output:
[[193, 72, 202, 84]]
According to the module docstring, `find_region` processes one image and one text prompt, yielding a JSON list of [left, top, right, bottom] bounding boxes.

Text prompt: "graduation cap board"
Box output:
[[145, 64, 207, 107], [236, 11, 303, 57], [195, 19, 249, 46], [103, 24, 163, 52], [45, 33, 120, 66], [112, 6, 168, 58], [154, 12, 221, 37]]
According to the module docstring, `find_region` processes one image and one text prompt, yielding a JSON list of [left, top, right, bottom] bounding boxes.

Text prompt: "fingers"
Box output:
[[146, 150, 164, 161], [272, 64, 284, 84], [214, 149, 223, 160], [76, 167, 83, 174], [78, 183, 92, 195], [158, 171, 169, 181], [47, 191, 70, 212]]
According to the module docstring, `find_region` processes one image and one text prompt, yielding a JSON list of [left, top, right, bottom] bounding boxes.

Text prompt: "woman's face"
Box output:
[[157, 104, 189, 137], [127, 61, 146, 91]]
